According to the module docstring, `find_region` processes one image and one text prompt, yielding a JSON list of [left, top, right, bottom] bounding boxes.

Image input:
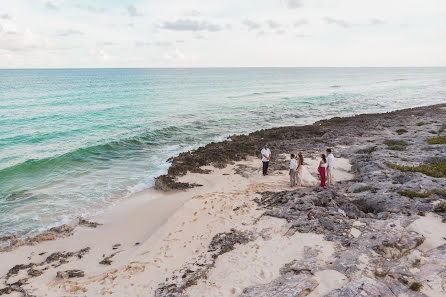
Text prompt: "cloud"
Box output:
[[134, 41, 151, 47], [184, 10, 200, 17], [370, 18, 385, 25], [75, 4, 106, 14], [135, 40, 172, 47], [286, 0, 303, 9], [45, 1, 59, 11], [89, 49, 110, 61], [0, 28, 49, 52], [163, 48, 185, 61], [0, 14, 11, 20], [160, 19, 222, 32], [294, 18, 308, 27], [324, 17, 352, 28], [127, 5, 143, 17], [57, 29, 83, 37], [243, 19, 261, 30], [98, 41, 117, 46], [266, 20, 280, 29]]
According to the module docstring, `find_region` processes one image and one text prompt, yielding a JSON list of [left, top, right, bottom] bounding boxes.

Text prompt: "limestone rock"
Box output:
[[241, 273, 318, 297]]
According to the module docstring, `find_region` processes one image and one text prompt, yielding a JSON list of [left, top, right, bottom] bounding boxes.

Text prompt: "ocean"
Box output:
[[1, 67, 445, 237]]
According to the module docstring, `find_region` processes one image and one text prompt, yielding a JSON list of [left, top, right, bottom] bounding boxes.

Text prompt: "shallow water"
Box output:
[[1, 67, 445, 237]]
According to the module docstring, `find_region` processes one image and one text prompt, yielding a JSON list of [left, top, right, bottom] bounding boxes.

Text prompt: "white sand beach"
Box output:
[[0, 156, 353, 296]]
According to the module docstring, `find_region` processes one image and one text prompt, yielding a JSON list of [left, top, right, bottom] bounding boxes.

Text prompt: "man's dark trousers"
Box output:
[[262, 161, 269, 175]]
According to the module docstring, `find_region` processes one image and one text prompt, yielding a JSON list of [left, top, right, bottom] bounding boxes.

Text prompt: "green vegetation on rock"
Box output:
[[432, 189, 446, 197], [416, 122, 431, 126], [387, 158, 446, 178], [398, 190, 432, 198], [409, 282, 423, 291], [426, 136, 446, 145], [396, 129, 408, 135], [384, 139, 408, 151], [354, 186, 373, 193], [357, 146, 377, 154], [435, 202, 446, 213]]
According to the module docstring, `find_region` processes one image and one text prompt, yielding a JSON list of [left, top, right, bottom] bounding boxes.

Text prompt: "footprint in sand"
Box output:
[[255, 266, 273, 281]]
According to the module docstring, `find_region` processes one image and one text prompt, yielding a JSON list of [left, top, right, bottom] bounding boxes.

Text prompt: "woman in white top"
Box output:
[[318, 154, 327, 187]]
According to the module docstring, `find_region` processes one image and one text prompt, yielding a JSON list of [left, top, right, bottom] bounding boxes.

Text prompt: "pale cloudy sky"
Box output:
[[1, 0, 445, 68]]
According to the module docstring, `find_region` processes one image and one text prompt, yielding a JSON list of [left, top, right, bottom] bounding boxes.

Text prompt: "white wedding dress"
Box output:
[[296, 164, 318, 187]]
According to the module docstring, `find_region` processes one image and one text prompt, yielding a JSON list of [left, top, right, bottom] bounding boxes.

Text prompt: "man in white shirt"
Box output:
[[289, 154, 298, 187], [261, 145, 271, 176], [326, 148, 335, 186]]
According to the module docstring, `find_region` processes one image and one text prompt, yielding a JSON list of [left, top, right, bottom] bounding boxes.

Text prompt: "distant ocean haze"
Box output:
[[1, 67, 445, 237]]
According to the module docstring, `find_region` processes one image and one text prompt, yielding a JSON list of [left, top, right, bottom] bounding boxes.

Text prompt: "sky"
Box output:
[[0, 0, 446, 68]]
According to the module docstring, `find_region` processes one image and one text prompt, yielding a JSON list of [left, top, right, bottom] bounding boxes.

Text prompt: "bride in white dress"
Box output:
[[296, 153, 318, 187]]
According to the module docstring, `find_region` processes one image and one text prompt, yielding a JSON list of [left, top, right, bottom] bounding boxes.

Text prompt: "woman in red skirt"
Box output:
[[318, 154, 327, 187]]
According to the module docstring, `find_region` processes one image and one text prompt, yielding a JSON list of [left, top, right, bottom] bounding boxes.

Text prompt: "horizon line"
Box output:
[[1, 66, 446, 70]]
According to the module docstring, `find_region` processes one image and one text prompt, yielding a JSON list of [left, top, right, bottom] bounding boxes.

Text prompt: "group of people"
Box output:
[[260, 145, 334, 188]]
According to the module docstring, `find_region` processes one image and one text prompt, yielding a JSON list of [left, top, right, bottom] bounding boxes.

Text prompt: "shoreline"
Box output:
[[0, 102, 442, 243], [1, 103, 445, 297]]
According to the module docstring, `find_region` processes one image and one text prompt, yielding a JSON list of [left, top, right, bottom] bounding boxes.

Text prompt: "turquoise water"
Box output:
[[1, 68, 445, 237]]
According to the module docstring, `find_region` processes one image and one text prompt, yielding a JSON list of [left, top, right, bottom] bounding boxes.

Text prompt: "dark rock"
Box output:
[[6, 263, 34, 279], [376, 212, 390, 220], [99, 252, 119, 265], [339, 202, 362, 219], [78, 218, 102, 228], [154, 175, 202, 191], [56, 269, 85, 279], [208, 229, 256, 258], [27, 268, 43, 277]]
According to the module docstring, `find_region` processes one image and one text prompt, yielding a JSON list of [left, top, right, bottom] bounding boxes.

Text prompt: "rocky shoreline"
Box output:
[[155, 103, 446, 296], [1, 103, 445, 297], [155, 103, 446, 192]]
